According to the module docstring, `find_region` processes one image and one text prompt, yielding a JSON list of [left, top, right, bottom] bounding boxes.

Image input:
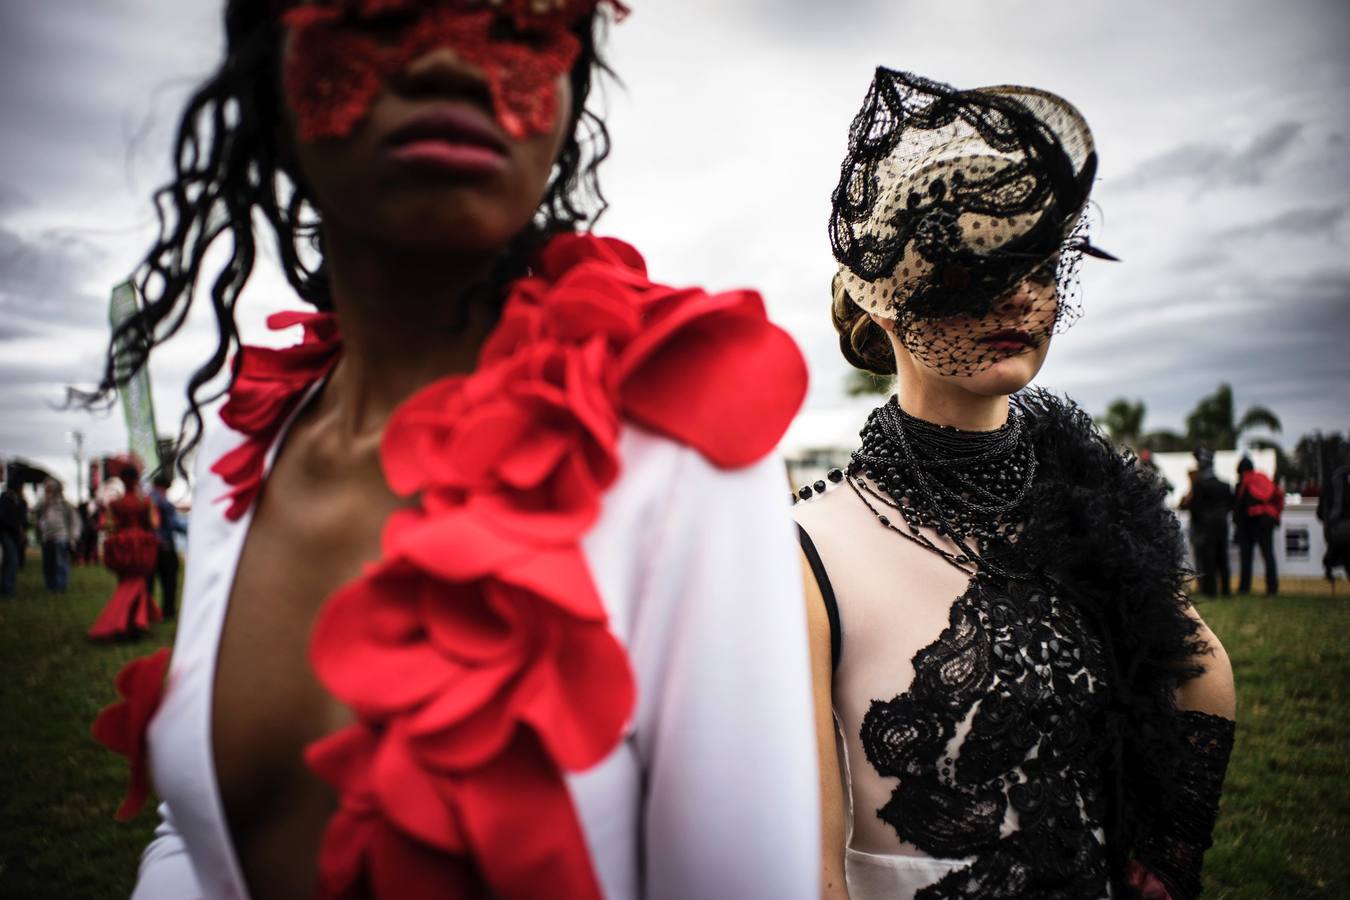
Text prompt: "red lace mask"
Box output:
[[281, 0, 627, 142]]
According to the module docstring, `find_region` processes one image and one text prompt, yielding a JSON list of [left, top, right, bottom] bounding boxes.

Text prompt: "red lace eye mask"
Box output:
[[281, 0, 627, 142]]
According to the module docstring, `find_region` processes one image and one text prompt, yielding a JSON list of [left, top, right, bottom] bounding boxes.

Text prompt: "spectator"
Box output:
[[1234, 456, 1283, 595], [1317, 459, 1350, 582], [1182, 448, 1233, 597], [13, 487, 27, 571], [0, 484, 24, 595], [33, 478, 78, 593], [147, 471, 187, 618], [74, 500, 99, 566]]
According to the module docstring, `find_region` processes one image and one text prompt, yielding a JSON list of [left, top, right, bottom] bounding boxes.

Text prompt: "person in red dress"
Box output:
[[88, 464, 163, 641]]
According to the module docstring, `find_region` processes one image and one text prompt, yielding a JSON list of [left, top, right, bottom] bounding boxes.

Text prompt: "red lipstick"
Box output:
[[980, 329, 1037, 352], [384, 106, 509, 176]]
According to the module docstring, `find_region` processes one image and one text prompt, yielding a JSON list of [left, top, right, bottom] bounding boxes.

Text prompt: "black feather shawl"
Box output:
[[1014, 387, 1207, 895]]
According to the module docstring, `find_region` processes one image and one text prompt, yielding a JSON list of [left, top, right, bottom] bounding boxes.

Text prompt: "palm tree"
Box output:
[[1140, 429, 1188, 453], [1183, 383, 1281, 450], [1099, 398, 1147, 447], [845, 370, 894, 397], [1096, 398, 1185, 452]]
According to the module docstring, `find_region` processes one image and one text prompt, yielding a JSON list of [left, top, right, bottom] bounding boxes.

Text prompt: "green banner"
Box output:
[[109, 281, 161, 477]]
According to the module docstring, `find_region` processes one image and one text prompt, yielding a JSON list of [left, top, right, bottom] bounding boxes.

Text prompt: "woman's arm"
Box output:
[[1177, 607, 1236, 719], [801, 549, 850, 900], [1132, 606, 1236, 900]]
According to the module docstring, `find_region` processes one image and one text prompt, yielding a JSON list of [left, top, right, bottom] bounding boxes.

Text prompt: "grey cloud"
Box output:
[[0, 2, 214, 213], [1220, 205, 1347, 241], [1050, 267, 1350, 440], [1166, 250, 1229, 272], [1118, 122, 1303, 191], [0, 226, 109, 331], [1224, 124, 1304, 186], [0, 184, 29, 216], [0, 319, 43, 341]]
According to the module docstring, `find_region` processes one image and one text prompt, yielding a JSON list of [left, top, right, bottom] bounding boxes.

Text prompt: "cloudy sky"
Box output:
[[2, 0, 1347, 492]]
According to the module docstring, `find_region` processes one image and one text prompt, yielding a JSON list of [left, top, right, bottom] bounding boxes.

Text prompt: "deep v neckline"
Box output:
[[198, 372, 332, 896]]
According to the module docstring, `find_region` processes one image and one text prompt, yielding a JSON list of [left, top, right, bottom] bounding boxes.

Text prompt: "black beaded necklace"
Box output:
[[847, 397, 1037, 578]]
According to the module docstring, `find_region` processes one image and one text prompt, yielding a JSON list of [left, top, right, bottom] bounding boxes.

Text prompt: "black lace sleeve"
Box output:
[[1133, 711, 1236, 900]]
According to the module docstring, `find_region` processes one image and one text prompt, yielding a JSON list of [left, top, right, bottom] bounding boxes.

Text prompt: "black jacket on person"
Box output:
[[1188, 471, 1233, 534], [1319, 464, 1350, 573], [0, 491, 25, 540]]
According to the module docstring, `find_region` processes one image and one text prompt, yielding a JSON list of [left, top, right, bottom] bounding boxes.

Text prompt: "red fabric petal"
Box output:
[[457, 732, 604, 900], [367, 818, 479, 900], [405, 660, 519, 738], [533, 233, 647, 281], [409, 701, 524, 773], [211, 311, 340, 521], [420, 583, 521, 665], [311, 572, 462, 718], [306, 722, 379, 797], [387, 508, 533, 580], [91, 648, 171, 820], [313, 810, 376, 900], [372, 725, 467, 852], [620, 288, 808, 468], [520, 622, 634, 770]]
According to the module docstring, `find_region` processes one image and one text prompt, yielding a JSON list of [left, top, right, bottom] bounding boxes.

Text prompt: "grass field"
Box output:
[[1, 556, 1346, 898]]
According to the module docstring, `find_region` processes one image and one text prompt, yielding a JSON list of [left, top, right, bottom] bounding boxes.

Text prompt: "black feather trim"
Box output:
[[1012, 387, 1207, 897]]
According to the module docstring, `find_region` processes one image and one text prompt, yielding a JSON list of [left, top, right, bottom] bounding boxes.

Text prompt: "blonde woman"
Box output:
[[795, 69, 1235, 900]]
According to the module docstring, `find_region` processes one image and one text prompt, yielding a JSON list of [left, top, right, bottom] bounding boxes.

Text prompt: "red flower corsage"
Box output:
[[91, 648, 172, 821], [212, 310, 341, 521], [212, 233, 806, 899]]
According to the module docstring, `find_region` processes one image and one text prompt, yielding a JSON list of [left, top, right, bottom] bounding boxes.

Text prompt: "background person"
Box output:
[[1182, 448, 1233, 597], [88, 465, 163, 640], [1318, 457, 1350, 582], [33, 478, 78, 593], [1233, 456, 1282, 595], [146, 471, 186, 619], [0, 484, 24, 596]]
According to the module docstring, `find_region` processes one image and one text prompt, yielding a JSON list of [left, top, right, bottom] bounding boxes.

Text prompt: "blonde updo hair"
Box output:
[[831, 273, 897, 375]]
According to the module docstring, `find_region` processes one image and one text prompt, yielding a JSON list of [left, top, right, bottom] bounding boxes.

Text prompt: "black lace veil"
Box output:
[[829, 68, 1112, 376]]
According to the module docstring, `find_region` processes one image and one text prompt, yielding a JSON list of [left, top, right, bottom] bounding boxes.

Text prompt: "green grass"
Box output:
[[0, 557, 1346, 898], [1198, 593, 1350, 899], [0, 557, 175, 900]]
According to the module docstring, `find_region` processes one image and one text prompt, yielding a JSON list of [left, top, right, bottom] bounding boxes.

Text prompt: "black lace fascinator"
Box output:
[[830, 69, 1116, 375]]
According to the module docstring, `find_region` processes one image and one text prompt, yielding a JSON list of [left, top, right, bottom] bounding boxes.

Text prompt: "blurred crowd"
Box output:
[[1179, 450, 1350, 596], [0, 473, 185, 609]]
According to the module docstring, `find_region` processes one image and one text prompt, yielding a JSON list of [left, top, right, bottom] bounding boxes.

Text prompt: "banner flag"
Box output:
[[109, 280, 161, 477]]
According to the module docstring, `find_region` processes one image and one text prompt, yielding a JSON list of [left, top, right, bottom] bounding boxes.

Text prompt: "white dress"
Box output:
[[131, 406, 821, 900]]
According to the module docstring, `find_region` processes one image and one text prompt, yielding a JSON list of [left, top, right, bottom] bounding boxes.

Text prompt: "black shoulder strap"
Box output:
[[797, 523, 841, 671]]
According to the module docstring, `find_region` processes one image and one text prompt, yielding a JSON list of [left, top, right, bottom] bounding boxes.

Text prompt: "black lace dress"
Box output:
[[860, 575, 1113, 897], [793, 392, 1234, 899]]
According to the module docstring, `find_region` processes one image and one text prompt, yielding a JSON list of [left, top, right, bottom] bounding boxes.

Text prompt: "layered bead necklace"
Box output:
[[847, 397, 1037, 579]]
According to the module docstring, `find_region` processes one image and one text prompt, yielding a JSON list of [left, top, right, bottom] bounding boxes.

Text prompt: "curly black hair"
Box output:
[[77, 0, 616, 477]]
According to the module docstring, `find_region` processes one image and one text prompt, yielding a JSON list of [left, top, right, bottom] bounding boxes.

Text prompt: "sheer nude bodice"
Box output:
[[795, 477, 1112, 899]]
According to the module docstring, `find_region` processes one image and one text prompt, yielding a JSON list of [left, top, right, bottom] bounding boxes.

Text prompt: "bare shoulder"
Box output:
[[1178, 604, 1237, 720], [791, 467, 866, 533]]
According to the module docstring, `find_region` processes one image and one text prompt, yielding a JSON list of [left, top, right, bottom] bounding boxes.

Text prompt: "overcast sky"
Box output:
[[2, 0, 1347, 492]]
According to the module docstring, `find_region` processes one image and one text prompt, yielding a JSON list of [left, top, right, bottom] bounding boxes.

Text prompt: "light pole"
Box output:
[[69, 429, 85, 506]]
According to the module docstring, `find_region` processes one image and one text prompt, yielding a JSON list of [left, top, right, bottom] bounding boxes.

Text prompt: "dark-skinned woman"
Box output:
[[89, 3, 819, 898]]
